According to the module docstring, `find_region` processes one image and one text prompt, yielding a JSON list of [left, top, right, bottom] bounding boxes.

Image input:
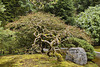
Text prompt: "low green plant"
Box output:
[[61, 37, 96, 60]]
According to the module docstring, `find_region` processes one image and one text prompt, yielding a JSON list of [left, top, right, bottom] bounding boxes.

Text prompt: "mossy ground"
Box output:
[[93, 57, 100, 67], [0, 54, 98, 67], [93, 46, 100, 66], [94, 46, 100, 52]]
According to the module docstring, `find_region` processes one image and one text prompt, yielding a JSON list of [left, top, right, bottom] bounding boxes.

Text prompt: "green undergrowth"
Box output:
[[61, 37, 96, 60], [0, 54, 98, 67]]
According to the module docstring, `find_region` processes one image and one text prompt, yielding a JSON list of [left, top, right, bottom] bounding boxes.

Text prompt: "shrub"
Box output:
[[44, 0, 75, 25], [6, 12, 68, 49], [61, 37, 96, 60], [0, 2, 16, 53], [6, 12, 92, 48], [0, 1, 6, 13], [0, 22, 17, 54], [75, 5, 100, 45], [0, 1, 6, 23], [0, 0, 34, 26], [6, 12, 92, 55], [30, 0, 52, 10], [73, 0, 100, 13], [73, 0, 93, 13]]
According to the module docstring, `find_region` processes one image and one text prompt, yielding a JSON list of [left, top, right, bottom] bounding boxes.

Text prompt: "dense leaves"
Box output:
[[30, 0, 53, 10], [0, 22, 17, 54], [0, 0, 34, 26], [75, 5, 100, 45], [6, 12, 92, 48], [6, 12, 67, 49], [6, 12, 95, 60], [73, 0, 100, 13], [0, 1, 6, 13], [0, 1, 5, 23], [0, 2, 16, 53], [44, 0, 75, 24]]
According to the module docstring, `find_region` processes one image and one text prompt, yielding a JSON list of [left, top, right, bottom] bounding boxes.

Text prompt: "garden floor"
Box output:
[[0, 54, 98, 67]]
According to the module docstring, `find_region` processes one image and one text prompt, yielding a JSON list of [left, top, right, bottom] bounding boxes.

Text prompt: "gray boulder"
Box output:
[[66, 47, 87, 65]]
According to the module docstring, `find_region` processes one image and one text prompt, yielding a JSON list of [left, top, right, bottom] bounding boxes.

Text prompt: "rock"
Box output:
[[95, 51, 100, 59], [66, 47, 87, 65]]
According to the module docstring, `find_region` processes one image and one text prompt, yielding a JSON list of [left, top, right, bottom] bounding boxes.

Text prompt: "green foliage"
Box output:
[[44, 0, 75, 24], [6, 12, 91, 49], [55, 52, 64, 62], [6, 12, 67, 49], [30, 0, 52, 10], [61, 37, 96, 60], [73, 0, 93, 13], [0, 1, 6, 13], [6, 12, 91, 54], [0, 0, 34, 26], [0, 1, 6, 23], [63, 44, 75, 48], [0, 22, 16, 54], [75, 5, 100, 45], [93, 0, 100, 5], [73, 0, 100, 13]]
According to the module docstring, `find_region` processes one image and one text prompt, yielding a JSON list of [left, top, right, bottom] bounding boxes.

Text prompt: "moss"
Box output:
[[56, 61, 83, 67], [95, 49, 100, 52], [55, 52, 64, 62], [85, 62, 99, 67], [0, 54, 51, 67], [93, 56, 100, 66], [0, 54, 98, 67], [94, 46, 100, 52]]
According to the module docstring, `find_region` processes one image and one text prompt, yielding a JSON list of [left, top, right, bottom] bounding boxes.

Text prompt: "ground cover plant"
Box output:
[[0, 54, 98, 67]]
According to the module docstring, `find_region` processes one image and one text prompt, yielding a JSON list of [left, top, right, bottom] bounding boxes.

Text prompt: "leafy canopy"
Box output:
[[0, 0, 34, 26], [0, 1, 6, 13], [44, 0, 75, 25], [73, 0, 100, 13]]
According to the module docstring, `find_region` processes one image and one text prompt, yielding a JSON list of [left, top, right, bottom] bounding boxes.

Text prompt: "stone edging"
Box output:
[[95, 51, 100, 58]]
